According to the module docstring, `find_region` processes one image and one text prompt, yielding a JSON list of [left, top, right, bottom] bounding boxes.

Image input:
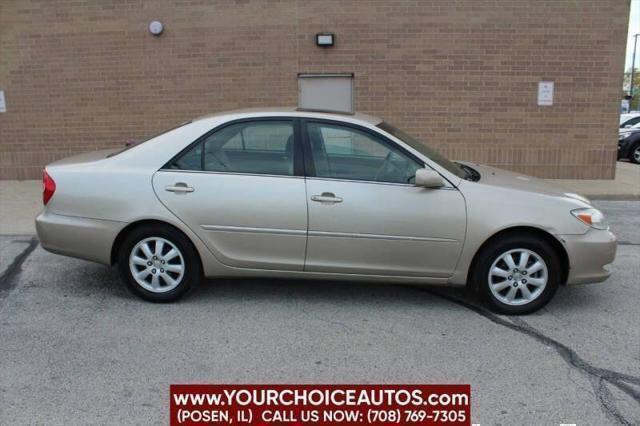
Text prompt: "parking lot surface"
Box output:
[[0, 201, 638, 424]]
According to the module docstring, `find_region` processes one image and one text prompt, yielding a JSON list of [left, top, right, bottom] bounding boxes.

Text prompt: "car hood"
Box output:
[[457, 161, 590, 202]]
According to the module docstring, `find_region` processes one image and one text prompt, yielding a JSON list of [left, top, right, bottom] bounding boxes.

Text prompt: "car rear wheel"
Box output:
[[473, 234, 560, 315], [117, 224, 201, 302], [630, 143, 640, 164]]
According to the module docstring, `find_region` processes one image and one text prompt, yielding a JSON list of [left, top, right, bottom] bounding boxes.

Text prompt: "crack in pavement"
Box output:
[[591, 376, 636, 426], [0, 237, 38, 298], [407, 286, 640, 425], [508, 316, 640, 426]]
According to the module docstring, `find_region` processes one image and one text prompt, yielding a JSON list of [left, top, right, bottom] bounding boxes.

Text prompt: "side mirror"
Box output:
[[415, 168, 444, 188], [624, 124, 633, 129]]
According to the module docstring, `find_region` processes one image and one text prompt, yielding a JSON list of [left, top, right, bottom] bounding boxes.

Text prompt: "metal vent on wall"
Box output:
[[298, 73, 354, 114]]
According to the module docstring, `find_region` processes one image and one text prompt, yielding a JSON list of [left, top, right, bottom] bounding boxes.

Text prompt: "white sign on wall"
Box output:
[[0, 91, 6, 113], [537, 81, 554, 106]]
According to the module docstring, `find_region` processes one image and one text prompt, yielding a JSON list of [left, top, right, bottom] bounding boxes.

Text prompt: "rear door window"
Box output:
[[169, 120, 295, 176]]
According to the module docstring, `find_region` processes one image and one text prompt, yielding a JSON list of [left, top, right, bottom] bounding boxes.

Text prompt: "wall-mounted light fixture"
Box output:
[[149, 20, 164, 36], [315, 33, 335, 47]]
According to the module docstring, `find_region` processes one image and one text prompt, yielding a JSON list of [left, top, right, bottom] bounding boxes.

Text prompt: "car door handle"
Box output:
[[165, 183, 194, 193], [311, 192, 343, 203]]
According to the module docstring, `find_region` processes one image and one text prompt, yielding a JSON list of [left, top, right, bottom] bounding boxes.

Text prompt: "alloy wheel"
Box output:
[[488, 248, 548, 306], [129, 237, 185, 293]]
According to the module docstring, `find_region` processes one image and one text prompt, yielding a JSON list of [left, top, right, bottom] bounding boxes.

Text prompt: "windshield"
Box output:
[[377, 122, 467, 179], [620, 115, 640, 128]]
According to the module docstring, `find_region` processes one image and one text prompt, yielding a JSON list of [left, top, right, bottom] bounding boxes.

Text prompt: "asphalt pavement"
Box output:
[[0, 201, 638, 425]]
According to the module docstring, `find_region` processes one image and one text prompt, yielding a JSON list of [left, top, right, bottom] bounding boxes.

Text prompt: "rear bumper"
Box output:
[[35, 210, 123, 265], [559, 229, 617, 285]]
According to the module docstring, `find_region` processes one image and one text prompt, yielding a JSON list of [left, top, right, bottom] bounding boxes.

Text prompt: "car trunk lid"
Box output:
[[46, 148, 121, 168]]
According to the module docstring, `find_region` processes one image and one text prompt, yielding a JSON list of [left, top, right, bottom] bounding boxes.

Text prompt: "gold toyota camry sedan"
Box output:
[[35, 108, 617, 314]]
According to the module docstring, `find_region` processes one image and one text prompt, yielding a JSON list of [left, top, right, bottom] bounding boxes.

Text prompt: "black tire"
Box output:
[[629, 143, 640, 164], [472, 234, 561, 315], [117, 224, 201, 302]]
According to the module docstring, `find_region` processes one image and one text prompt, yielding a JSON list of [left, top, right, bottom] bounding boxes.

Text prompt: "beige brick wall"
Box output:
[[0, 0, 629, 179]]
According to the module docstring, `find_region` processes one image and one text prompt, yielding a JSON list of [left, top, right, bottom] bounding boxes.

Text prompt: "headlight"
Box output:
[[571, 208, 609, 230], [619, 132, 631, 141]]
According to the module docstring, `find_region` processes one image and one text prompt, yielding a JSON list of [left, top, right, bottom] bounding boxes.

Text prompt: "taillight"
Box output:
[[43, 170, 56, 205]]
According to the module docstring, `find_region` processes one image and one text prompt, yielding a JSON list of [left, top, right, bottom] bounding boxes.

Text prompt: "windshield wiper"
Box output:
[[456, 163, 480, 182]]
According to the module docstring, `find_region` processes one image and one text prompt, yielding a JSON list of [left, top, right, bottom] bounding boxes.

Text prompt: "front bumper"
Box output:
[[35, 210, 123, 265], [618, 138, 633, 158], [559, 229, 617, 285]]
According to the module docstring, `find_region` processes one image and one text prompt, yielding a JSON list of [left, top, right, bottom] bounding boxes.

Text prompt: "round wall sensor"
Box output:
[[149, 21, 164, 36]]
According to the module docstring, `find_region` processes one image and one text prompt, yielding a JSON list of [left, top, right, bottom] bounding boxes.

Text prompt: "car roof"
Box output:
[[192, 107, 383, 126]]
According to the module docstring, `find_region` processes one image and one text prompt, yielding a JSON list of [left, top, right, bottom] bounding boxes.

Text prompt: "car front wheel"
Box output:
[[117, 224, 201, 302], [630, 143, 640, 164], [473, 235, 560, 315]]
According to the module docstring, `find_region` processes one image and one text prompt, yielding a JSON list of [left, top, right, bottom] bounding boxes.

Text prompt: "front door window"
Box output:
[[306, 122, 421, 184]]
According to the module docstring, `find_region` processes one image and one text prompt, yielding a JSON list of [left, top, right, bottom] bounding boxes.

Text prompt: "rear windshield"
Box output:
[[107, 120, 192, 157]]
